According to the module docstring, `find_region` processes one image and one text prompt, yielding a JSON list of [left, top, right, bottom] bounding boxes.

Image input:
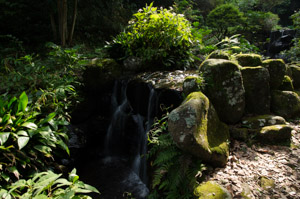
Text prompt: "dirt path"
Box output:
[[206, 122, 300, 199]]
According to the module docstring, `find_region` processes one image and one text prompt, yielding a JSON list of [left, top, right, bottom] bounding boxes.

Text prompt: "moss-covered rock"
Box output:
[[289, 65, 300, 89], [262, 59, 286, 89], [259, 177, 275, 191], [271, 90, 300, 119], [168, 92, 230, 167], [207, 50, 230, 60], [242, 115, 286, 129], [241, 66, 271, 114], [83, 58, 122, 93], [278, 75, 294, 91], [182, 76, 203, 97], [258, 124, 292, 144], [235, 54, 262, 67], [199, 59, 245, 123], [194, 181, 232, 199]]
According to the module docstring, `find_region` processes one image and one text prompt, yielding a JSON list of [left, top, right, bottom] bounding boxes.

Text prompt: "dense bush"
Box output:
[[107, 3, 195, 70], [0, 169, 99, 199]]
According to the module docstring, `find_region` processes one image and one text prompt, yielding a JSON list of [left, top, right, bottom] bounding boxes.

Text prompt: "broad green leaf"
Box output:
[[7, 97, 17, 109], [21, 122, 37, 130], [17, 130, 28, 137], [83, 184, 100, 194], [39, 112, 56, 125], [17, 92, 28, 113], [8, 166, 20, 179], [34, 145, 52, 154], [54, 178, 72, 187], [33, 195, 48, 199], [1, 173, 10, 182], [57, 140, 70, 155], [0, 132, 10, 145], [18, 136, 30, 150]]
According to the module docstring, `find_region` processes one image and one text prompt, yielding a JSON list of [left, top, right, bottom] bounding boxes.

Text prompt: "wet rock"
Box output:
[[199, 59, 245, 123], [194, 181, 232, 199], [241, 66, 271, 114], [168, 92, 230, 167], [271, 90, 300, 119], [235, 54, 262, 67], [262, 59, 286, 89], [83, 58, 121, 93]]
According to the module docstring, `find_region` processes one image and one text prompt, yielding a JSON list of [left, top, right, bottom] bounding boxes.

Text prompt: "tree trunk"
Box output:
[[50, 13, 57, 41], [68, 0, 77, 46], [57, 0, 68, 46]]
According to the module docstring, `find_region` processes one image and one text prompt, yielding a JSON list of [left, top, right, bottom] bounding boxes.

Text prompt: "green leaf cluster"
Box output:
[[0, 169, 99, 199], [147, 113, 206, 199], [0, 92, 69, 185], [108, 3, 195, 69]]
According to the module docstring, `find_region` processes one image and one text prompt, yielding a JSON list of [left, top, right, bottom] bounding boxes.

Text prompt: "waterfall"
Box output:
[[102, 80, 157, 197]]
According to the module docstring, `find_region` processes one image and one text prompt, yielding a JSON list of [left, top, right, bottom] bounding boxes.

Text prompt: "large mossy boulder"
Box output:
[[168, 92, 230, 167], [262, 59, 286, 89], [235, 54, 262, 67], [199, 59, 245, 123], [289, 65, 300, 89], [241, 66, 271, 114], [257, 125, 292, 145], [83, 58, 122, 93], [194, 181, 232, 199], [271, 90, 300, 119]]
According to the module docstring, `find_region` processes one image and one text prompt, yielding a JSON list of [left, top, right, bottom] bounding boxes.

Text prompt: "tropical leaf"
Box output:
[[17, 92, 28, 113], [0, 132, 10, 145]]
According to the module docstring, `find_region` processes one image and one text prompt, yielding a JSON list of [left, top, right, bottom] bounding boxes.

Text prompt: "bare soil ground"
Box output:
[[206, 121, 300, 199]]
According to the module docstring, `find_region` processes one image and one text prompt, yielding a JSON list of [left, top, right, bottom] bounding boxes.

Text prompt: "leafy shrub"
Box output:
[[107, 3, 195, 70], [0, 92, 70, 185], [147, 113, 206, 199], [215, 34, 260, 54], [0, 169, 99, 199], [206, 4, 245, 40]]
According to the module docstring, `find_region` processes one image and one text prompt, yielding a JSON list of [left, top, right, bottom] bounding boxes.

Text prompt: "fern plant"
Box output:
[[147, 113, 206, 199]]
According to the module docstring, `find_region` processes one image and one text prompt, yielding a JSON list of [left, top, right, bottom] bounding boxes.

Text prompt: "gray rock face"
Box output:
[[242, 115, 286, 129], [199, 59, 245, 124], [168, 92, 230, 167], [271, 90, 300, 119], [182, 76, 203, 97], [241, 66, 271, 114], [262, 59, 286, 90]]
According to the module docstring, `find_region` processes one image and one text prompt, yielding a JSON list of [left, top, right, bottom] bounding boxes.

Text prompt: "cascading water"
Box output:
[[102, 80, 157, 198]]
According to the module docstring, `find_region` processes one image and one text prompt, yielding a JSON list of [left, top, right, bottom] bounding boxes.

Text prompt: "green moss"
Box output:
[[279, 75, 294, 91], [258, 125, 292, 145], [235, 54, 262, 67], [259, 177, 275, 191], [194, 181, 232, 199], [242, 115, 286, 129]]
